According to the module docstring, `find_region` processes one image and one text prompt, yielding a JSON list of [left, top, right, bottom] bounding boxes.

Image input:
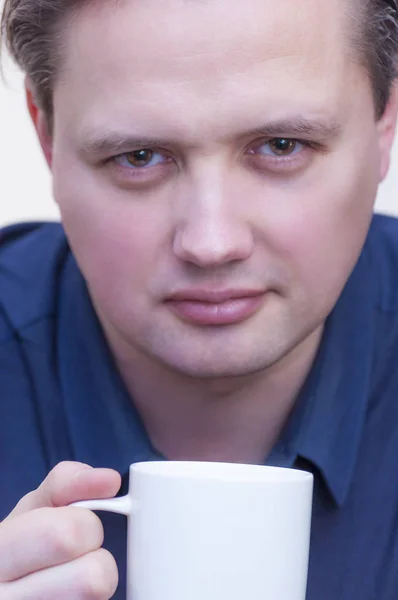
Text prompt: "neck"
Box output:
[[103, 325, 323, 465]]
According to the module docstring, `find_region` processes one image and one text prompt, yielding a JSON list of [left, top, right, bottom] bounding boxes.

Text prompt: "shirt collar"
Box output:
[[270, 244, 376, 507]]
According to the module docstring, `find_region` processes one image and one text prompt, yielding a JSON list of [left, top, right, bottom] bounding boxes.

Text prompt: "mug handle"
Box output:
[[70, 496, 133, 516]]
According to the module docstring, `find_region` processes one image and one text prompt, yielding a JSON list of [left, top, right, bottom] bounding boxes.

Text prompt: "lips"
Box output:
[[165, 289, 265, 326]]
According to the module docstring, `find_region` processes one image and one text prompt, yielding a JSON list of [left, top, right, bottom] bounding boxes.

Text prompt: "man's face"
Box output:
[[46, 0, 395, 377]]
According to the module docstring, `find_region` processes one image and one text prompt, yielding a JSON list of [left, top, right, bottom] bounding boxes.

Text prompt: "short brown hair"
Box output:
[[1, 0, 398, 126]]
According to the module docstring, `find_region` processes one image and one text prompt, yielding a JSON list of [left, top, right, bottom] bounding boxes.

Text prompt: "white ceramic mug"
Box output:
[[73, 461, 313, 600]]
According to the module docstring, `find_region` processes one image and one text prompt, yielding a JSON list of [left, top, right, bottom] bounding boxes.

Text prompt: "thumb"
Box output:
[[6, 461, 121, 519]]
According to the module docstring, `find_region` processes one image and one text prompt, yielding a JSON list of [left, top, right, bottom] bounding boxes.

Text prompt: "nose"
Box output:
[[173, 175, 254, 268]]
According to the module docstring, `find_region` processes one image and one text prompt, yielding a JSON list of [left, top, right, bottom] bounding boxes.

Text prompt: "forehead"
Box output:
[[55, 0, 367, 142]]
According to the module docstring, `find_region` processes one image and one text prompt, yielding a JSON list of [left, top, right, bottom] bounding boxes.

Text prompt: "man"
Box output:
[[1, 0, 398, 597]]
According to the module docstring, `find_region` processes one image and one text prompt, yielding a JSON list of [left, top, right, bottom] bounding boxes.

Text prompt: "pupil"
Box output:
[[272, 138, 295, 154], [128, 149, 153, 166]]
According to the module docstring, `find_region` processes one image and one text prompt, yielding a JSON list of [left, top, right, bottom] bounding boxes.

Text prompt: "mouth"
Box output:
[[164, 289, 266, 326]]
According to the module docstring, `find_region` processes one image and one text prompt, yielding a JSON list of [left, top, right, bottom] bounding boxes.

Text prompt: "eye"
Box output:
[[114, 149, 167, 168], [256, 138, 304, 157]]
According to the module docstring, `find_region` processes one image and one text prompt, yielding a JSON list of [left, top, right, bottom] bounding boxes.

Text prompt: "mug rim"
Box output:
[[129, 460, 313, 483]]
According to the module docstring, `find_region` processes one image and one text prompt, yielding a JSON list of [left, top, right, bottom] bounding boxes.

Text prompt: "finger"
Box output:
[[8, 462, 121, 517], [2, 548, 118, 600], [0, 506, 104, 582]]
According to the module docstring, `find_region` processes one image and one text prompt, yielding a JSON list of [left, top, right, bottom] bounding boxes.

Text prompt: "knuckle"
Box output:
[[45, 515, 82, 560], [79, 549, 119, 599], [48, 461, 75, 482], [43, 509, 102, 560], [39, 462, 92, 507], [47, 462, 78, 492]]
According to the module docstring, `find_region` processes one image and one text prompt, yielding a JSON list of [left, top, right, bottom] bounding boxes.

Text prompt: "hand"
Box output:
[[0, 461, 121, 599]]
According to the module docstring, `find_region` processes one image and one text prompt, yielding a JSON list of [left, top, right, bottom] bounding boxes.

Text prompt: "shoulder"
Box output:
[[364, 214, 398, 313], [0, 223, 70, 509], [0, 221, 69, 336], [357, 214, 398, 401]]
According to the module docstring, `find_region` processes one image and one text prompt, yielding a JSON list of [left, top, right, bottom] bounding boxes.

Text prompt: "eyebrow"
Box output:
[[247, 117, 342, 141], [81, 116, 342, 157], [80, 134, 168, 158]]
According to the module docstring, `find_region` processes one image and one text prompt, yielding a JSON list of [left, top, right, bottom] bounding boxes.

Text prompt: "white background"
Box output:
[[1, 58, 398, 226]]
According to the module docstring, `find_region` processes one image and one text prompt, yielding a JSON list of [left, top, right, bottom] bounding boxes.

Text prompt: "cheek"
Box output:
[[53, 161, 168, 305], [255, 149, 379, 309]]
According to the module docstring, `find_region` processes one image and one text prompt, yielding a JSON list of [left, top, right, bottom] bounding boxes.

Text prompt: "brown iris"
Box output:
[[269, 138, 297, 156], [125, 149, 154, 167]]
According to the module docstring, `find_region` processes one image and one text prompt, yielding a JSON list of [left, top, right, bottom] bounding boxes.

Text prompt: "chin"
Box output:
[[170, 362, 265, 379], [153, 348, 279, 379]]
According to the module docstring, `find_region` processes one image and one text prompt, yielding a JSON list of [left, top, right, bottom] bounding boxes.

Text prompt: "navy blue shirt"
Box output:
[[1, 215, 398, 599]]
